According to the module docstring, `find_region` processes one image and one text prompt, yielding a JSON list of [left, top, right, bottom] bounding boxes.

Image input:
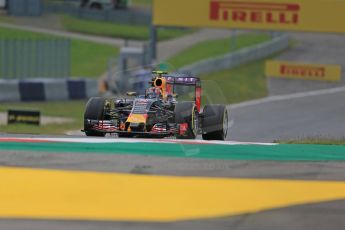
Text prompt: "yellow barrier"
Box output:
[[153, 0, 345, 33], [266, 60, 342, 82], [3, 166, 345, 221]]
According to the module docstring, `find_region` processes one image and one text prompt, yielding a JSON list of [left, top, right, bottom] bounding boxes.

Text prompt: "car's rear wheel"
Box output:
[[174, 102, 198, 139], [84, 97, 108, 137], [202, 105, 228, 140]]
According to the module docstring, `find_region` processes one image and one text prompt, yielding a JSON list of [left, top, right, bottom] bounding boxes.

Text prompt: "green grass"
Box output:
[[0, 123, 78, 135], [166, 33, 271, 69], [0, 27, 118, 77], [200, 59, 268, 105], [278, 138, 345, 145], [0, 101, 86, 134], [0, 101, 86, 118], [60, 14, 192, 41], [132, 0, 152, 7], [0, 15, 13, 23], [70, 40, 117, 77]]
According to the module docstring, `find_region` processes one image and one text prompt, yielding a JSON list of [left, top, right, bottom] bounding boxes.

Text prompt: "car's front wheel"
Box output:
[[174, 102, 198, 139], [84, 97, 108, 137]]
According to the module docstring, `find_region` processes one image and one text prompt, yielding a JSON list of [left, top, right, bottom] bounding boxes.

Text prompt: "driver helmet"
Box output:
[[146, 87, 162, 99]]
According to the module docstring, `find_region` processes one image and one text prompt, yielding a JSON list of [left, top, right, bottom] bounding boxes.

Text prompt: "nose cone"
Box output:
[[126, 114, 147, 124]]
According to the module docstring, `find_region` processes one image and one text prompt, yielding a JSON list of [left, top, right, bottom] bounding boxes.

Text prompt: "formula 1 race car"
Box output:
[[83, 71, 229, 140]]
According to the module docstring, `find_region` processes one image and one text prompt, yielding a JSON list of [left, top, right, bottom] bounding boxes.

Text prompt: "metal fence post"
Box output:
[[47, 40, 53, 78], [66, 39, 71, 78], [18, 39, 23, 78], [4, 40, 8, 79], [40, 40, 45, 77], [27, 40, 36, 77], [35, 39, 40, 78], [0, 40, 3, 79], [149, 24, 157, 63], [230, 29, 237, 52], [12, 39, 18, 79]]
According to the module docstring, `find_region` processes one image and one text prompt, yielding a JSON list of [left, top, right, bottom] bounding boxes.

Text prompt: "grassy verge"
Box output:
[[278, 138, 345, 145], [0, 101, 86, 134], [60, 14, 192, 41], [0, 15, 13, 23], [132, 0, 152, 7], [70, 40, 117, 77], [0, 27, 118, 77], [188, 37, 292, 105], [200, 59, 268, 105], [166, 33, 271, 69]]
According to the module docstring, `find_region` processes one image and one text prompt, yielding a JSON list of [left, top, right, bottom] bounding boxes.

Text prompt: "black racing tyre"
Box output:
[[118, 133, 134, 138], [202, 105, 228, 140], [84, 97, 108, 137], [174, 102, 198, 139]]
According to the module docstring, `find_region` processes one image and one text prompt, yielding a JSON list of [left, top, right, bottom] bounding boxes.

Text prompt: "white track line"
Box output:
[[229, 86, 345, 109], [0, 137, 277, 146]]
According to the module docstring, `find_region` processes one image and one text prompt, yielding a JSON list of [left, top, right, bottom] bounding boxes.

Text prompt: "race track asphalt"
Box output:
[[228, 87, 345, 142]]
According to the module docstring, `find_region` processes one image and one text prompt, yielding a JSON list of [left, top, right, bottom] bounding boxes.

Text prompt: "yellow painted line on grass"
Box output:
[[1, 167, 345, 222]]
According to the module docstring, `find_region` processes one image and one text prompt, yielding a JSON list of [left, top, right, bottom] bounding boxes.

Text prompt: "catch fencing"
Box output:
[[0, 39, 71, 79], [43, 2, 151, 25], [8, 0, 42, 16]]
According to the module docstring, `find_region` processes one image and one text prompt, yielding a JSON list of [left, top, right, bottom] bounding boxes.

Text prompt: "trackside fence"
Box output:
[[43, 2, 151, 25], [0, 39, 71, 79], [8, 0, 42, 17]]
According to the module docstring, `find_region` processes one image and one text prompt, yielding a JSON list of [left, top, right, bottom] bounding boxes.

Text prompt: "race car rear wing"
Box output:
[[163, 72, 202, 112], [151, 71, 201, 86], [165, 76, 201, 86]]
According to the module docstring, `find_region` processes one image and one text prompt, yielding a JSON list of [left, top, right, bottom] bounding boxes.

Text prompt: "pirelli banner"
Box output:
[[153, 0, 345, 33], [266, 60, 342, 82]]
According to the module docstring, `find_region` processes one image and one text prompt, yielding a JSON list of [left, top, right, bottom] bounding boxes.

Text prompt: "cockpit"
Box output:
[[145, 87, 162, 99]]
